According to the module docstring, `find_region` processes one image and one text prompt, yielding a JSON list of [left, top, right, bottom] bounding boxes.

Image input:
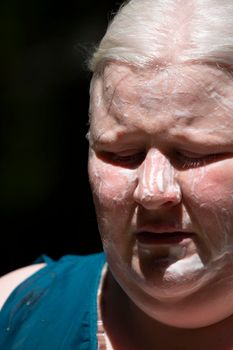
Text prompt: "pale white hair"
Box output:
[[89, 0, 233, 72]]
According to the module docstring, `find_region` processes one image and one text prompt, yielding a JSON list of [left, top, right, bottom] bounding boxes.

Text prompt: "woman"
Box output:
[[2, 0, 233, 348]]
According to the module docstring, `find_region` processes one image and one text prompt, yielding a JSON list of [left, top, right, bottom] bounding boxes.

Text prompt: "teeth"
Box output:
[[169, 246, 186, 259]]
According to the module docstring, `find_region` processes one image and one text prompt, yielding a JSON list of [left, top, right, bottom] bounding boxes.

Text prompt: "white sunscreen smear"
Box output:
[[165, 253, 204, 278]]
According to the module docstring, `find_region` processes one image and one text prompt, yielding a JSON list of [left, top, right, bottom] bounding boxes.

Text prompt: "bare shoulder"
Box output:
[[0, 263, 46, 310]]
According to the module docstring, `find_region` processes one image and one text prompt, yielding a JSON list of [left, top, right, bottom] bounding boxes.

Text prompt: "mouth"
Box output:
[[136, 231, 194, 246], [136, 231, 196, 265]]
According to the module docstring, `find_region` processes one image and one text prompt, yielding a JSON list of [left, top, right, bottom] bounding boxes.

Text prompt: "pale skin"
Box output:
[[2, 61, 233, 349], [88, 62, 233, 349]]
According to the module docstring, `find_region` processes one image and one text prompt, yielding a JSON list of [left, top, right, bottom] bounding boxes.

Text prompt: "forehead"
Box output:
[[89, 63, 233, 142]]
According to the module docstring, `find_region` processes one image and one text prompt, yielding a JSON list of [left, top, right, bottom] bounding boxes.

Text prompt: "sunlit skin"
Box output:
[[88, 62, 233, 348]]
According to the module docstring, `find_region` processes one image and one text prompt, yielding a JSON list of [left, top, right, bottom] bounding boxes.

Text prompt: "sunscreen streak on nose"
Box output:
[[141, 149, 176, 198], [140, 149, 158, 199], [151, 150, 166, 194], [157, 170, 164, 192]]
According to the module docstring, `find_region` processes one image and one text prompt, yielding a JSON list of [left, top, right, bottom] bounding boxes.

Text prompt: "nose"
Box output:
[[133, 148, 181, 210]]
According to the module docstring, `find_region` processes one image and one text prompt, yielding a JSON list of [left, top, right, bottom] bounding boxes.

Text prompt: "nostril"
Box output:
[[133, 186, 182, 210]]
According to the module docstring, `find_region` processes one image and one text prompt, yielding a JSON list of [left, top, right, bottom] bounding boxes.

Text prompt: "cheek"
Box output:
[[88, 158, 137, 208], [184, 163, 233, 207], [181, 162, 233, 238]]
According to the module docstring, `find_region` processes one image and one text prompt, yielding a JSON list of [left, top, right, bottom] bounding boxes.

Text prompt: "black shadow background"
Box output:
[[1, 0, 123, 275]]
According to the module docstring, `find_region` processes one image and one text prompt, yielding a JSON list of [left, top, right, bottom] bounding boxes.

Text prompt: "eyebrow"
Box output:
[[171, 128, 233, 148], [91, 128, 146, 148]]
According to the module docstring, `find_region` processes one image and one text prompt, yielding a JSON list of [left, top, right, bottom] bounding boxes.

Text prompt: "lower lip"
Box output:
[[136, 232, 193, 245]]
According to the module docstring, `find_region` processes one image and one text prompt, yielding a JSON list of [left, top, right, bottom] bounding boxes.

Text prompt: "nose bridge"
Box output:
[[142, 148, 174, 192], [135, 148, 181, 208]]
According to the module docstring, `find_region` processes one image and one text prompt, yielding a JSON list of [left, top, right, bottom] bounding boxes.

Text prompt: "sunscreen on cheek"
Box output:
[[90, 159, 138, 205]]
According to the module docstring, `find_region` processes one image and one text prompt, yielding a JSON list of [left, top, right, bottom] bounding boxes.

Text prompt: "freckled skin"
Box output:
[[88, 63, 233, 329]]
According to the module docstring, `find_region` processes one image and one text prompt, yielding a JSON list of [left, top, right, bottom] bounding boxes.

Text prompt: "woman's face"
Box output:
[[88, 63, 233, 328]]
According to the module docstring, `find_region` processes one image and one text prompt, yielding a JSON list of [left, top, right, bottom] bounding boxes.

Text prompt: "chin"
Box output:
[[123, 267, 233, 329], [130, 250, 211, 298], [109, 260, 230, 329], [107, 244, 233, 329]]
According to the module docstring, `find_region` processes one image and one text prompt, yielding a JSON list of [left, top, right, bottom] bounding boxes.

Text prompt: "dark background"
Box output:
[[1, 0, 123, 275]]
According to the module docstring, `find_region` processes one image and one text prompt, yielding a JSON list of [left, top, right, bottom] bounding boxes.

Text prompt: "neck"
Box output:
[[102, 271, 233, 350]]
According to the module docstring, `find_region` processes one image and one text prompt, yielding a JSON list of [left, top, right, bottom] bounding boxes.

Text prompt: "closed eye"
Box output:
[[175, 151, 231, 169], [96, 151, 146, 168]]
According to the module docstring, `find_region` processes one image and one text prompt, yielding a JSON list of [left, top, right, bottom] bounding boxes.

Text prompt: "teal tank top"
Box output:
[[0, 252, 106, 349]]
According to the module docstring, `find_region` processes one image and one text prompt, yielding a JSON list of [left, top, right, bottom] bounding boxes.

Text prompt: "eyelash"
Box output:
[[98, 150, 224, 169], [175, 152, 218, 169], [98, 151, 146, 167]]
